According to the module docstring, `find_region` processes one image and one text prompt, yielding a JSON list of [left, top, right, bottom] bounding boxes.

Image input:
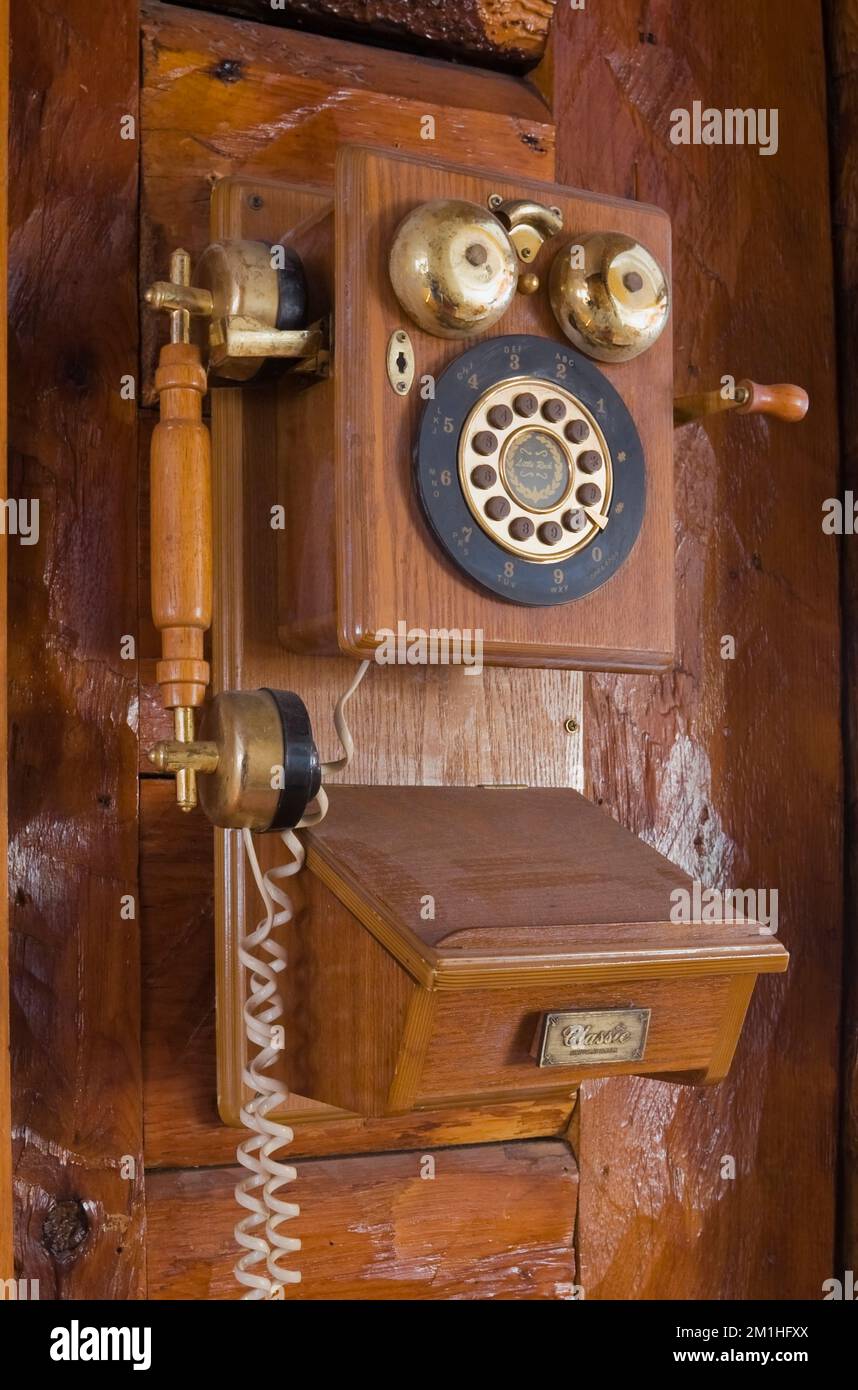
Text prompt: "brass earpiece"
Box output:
[[549, 231, 670, 362], [149, 688, 320, 832], [146, 238, 327, 382]]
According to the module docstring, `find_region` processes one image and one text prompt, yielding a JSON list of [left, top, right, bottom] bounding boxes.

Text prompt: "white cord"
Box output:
[[234, 829, 303, 1298], [234, 661, 370, 1299]]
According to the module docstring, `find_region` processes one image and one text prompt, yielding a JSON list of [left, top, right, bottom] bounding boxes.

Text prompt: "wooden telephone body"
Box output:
[[147, 147, 792, 1128], [276, 147, 675, 673]]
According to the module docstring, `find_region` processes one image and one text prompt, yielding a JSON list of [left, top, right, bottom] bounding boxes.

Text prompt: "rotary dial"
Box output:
[[414, 335, 645, 606], [458, 377, 612, 561]]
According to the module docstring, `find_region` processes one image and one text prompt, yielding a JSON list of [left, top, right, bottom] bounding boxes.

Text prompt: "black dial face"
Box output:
[[414, 335, 646, 606]]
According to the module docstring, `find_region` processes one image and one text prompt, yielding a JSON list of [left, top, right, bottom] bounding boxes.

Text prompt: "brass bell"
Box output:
[[388, 199, 519, 339], [550, 232, 670, 362]]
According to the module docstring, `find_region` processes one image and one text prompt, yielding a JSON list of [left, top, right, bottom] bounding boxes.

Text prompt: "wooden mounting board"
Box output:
[[210, 175, 584, 1126]]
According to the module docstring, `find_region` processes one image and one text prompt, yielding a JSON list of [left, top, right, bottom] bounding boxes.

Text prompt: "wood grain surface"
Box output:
[[300, 786, 779, 952], [177, 0, 557, 69], [3, 0, 831, 1303], [0, 0, 10, 1284], [149, 341, 212, 711], [7, 0, 144, 1297], [827, 0, 858, 1274], [276, 787, 785, 1114], [280, 881, 765, 1115], [552, 0, 842, 1300], [146, 1139, 577, 1300]]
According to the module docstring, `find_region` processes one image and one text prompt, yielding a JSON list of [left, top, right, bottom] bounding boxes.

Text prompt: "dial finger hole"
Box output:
[[565, 419, 590, 443], [542, 397, 567, 423], [485, 495, 511, 520], [486, 404, 513, 430], [509, 516, 535, 541], [576, 482, 602, 506], [470, 464, 497, 489], [577, 450, 602, 474], [472, 430, 498, 456]]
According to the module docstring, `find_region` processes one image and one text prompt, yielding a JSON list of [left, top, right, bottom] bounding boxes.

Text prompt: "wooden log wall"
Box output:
[[178, 0, 556, 68], [0, 0, 10, 1285], [5, 0, 850, 1300], [8, 0, 144, 1296], [147, 1142, 578, 1299], [552, 0, 842, 1298], [827, 0, 858, 1274]]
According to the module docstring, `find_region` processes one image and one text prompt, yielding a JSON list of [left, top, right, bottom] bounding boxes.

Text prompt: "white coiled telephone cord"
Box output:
[[234, 660, 370, 1299]]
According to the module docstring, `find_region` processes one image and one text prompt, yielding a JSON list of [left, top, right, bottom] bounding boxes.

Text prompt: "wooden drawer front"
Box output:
[[411, 974, 755, 1107]]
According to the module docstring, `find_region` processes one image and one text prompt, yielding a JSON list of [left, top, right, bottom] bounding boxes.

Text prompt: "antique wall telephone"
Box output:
[[145, 149, 804, 1297]]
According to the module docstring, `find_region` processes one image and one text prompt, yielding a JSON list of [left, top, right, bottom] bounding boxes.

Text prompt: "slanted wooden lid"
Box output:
[[303, 787, 788, 988]]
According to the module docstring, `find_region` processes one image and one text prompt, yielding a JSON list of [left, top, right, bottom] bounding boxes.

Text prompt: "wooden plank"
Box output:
[[146, 1140, 578, 1299], [0, 0, 10, 1285], [139, 0, 554, 393], [7, 1, 144, 1297], [177, 0, 556, 68], [552, 0, 842, 1298], [827, 0, 858, 1274], [140, 778, 575, 1166]]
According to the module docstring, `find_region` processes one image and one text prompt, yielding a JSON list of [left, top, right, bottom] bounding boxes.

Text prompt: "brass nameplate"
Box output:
[[537, 1008, 651, 1067]]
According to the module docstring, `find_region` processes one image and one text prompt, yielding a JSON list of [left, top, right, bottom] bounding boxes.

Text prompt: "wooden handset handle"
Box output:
[[149, 251, 212, 811], [674, 378, 809, 426], [734, 380, 809, 422]]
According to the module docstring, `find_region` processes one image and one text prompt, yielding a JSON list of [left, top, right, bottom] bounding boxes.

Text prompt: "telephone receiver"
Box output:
[[146, 250, 322, 825]]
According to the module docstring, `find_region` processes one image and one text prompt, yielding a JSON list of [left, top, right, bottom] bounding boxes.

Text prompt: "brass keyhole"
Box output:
[[386, 328, 415, 396]]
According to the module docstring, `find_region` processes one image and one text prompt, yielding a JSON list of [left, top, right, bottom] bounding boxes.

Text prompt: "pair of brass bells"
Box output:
[[388, 197, 670, 362]]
